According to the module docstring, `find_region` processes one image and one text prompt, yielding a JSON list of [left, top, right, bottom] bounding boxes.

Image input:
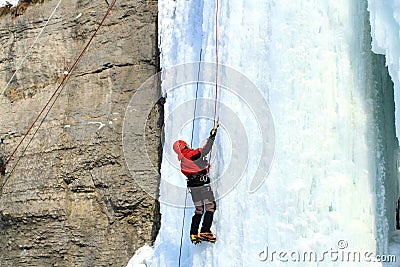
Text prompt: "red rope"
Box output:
[[0, 0, 117, 175], [214, 0, 219, 127], [208, 0, 219, 166]]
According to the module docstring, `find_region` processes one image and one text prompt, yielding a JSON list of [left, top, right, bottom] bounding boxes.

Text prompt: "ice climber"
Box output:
[[173, 123, 219, 244]]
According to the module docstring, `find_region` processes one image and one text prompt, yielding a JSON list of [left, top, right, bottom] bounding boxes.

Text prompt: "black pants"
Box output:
[[189, 185, 216, 235]]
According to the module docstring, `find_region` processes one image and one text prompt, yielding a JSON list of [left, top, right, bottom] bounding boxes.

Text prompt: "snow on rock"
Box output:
[[88, 121, 105, 130], [126, 245, 154, 267], [0, 0, 19, 7]]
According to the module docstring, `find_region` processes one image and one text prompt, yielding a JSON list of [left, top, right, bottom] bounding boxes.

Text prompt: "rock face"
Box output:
[[0, 0, 161, 266]]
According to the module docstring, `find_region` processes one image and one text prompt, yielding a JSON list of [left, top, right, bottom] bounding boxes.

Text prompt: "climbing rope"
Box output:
[[209, 0, 219, 165], [190, 49, 203, 148], [178, 0, 220, 262], [214, 0, 219, 127], [178, 49, 203, 267], [3, 68, 69, 183], [0, 0, 63, 97], [178, 189, 188, 267], [0, 0, 117, 185]]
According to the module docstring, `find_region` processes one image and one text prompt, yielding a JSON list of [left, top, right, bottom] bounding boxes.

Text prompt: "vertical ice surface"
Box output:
[[367, 0, 400, 137], [368, 0, 400, 262], [129, 0, 398, 266]]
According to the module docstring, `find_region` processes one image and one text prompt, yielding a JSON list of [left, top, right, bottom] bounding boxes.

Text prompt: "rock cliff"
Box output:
[[0, 0, 161, 266]]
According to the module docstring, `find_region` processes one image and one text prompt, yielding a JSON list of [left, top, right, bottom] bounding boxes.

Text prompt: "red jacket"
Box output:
[[177, 138, 214, 177]]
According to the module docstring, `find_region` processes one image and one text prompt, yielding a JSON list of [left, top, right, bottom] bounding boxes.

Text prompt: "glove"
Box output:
[[209, 122, 219, 138]]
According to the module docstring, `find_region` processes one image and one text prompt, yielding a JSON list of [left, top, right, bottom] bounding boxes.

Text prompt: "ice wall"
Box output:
[[131, 0, 399, 266], [368, 0, 400, 138], [367, 0, 400, 263]]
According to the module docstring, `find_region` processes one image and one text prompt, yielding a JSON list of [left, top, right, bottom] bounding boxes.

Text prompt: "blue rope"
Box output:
[[178, 49, 202, 267]]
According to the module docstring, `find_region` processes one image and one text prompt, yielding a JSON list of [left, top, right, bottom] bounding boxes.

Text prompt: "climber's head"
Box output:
[[173, 140, 189, 154]]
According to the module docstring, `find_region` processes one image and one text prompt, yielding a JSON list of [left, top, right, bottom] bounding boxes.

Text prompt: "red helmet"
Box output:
[[173, 140, 188, 154]]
